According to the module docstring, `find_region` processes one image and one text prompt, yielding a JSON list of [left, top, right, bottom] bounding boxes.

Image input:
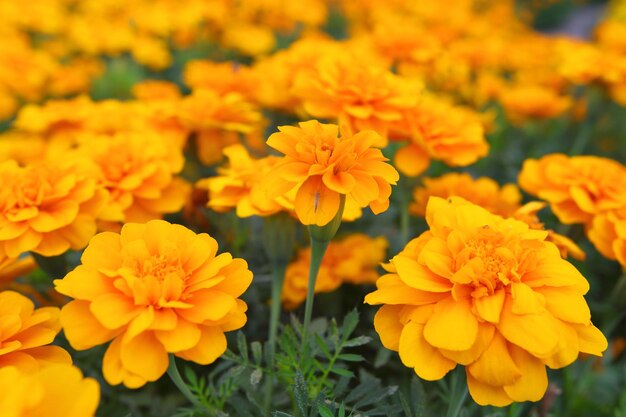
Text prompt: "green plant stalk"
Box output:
[[445, 367, 468, 417], [300, 237, 331, 353], [264, 261, 288, 411], [167, 355, 202, 409]]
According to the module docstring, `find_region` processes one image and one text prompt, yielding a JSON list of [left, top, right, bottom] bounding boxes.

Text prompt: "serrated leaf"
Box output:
[[315, 334, 332, 359], [294, 371, 309, 417], [342, 336, 372, 347], [250, 368, 263, 385], [251, 341, 263, 365], [341, 310, 359, 342], [237, 332, 249, 362], [317, 404, 335, 417], [337, 353, 364, 362], [329, 366, 353, 378]]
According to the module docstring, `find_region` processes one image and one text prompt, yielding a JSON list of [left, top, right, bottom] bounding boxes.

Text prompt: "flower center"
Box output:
[[131, 254, 188, 306]]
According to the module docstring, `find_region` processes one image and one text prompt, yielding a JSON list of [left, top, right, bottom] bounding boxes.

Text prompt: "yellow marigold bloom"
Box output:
[[54, 220, 253, 388], [178, 89, 264, 166], [77, 132, 189, 225], [130, 36, 172, 70], [265, 120, 399, 226], [0, 290, 71, 371], [518, 154, 626, 225], [131, 80, 181, 101], [292, 57, 421, 146], [220, 23, 276, 56], [411, 173, 584, 260], [200, 144, 292, 218], [411, 173, 521, 217], [499, 84, 571, 124], [588, 208, 626, 266], [365, 197, 606, 407], [282, 234, 387, 309], [0, 364, 99, 417], [183, 60, 259, 100], [0, 158, 106, 257], [393, 96, 489, 177]]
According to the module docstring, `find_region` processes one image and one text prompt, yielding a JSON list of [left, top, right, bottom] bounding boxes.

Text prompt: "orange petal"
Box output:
[[423, 296, 478, 351], [294, 176, 340, 226], [399, 321, 456, 381]]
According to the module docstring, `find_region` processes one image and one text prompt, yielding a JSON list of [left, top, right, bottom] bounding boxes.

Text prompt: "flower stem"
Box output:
[[445, 367, 468, 417], [167, 355, 202, 409], [300, 237, 331, 352], [264, 261, 287, 411]]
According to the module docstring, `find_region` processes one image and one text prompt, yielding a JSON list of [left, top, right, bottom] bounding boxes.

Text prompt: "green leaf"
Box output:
[[273, 412, 294, 417], [342, 336, 372, 348], [317, 404, 335, 417], [250, 368, 263, 386], [294, 371, 309, 417], [336, 354, 364, 362], [251, 341, 263, 365], [315, 334, 332, 359], [237, 332, 249, 363], [329, 366, 353, 378], [341, 310, 359, 342]]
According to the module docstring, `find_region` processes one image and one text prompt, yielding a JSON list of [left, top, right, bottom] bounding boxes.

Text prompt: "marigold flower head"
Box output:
[[365, 197, 606, 406], [499, 84, 571, 124], [393, 95, 489, 177], [518, 154, 626, 225], [588, 208, 626, 266], [54, 220, 253, 388], [282, 234, 387, 309], [292, 57, 421, 146], [265, 120, 400, 226], [200, 144, 292, 218], [0, 158, 107, 258], [76, 132, 189, 226], [0, 290, 71, 371], [0, 364, 99, 417], [411, 173, 521, 217], [183, 60, 259, 100]]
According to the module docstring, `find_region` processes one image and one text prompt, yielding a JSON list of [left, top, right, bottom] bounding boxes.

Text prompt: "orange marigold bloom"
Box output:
[[518, 154, 626, 225], [0, 364, 99, 417], [200, 144, 292, 218], [499, 84, 571, 124], [54, 220, 253, 388], [393, 95, 489, 177], [588, 208, 626, 266], [411, 173, 584, 260], [282, 234, 387, 309], [0, 290, 71, 371], [365, 197, 606, 407], [77, 132, 189, 225], [264, 120, 399, 226], [0, 159, 107, 257], [178, 89, 264, 166], [411, 173, 521, 217], [292, 57, 421, 146], [183, 60, 259, 100]]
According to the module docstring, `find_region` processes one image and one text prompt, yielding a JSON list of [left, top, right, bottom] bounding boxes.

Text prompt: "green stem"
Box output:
[[445, 367, 468, 417], [300, 238, 331, 352], [264, 261, 287, 411], [167, 355, 202, 409]]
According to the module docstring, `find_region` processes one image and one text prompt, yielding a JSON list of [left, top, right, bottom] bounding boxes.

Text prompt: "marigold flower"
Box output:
[[0, 364, 99, 417], [200, 144, 292, 218], [264, 120, 399, 226], [411, 173, 521, 217], [183, 60, 259, 100], [282, 234, 387, 309], [518, 154, 626, 225], [77, 132, 189, 225], [292, 57, 421, 146], [393, 96, 489, 177], [0, 290, 71, 371], [0, 158, 107, 257], [500, 84, 571, 124], [54, 220, 253, 388], [365, 197, 606, 406], [588, 208, 626, 266]]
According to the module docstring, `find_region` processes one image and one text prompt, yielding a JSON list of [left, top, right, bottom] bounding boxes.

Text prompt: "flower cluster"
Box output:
[[366, 197, 607, 406]]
